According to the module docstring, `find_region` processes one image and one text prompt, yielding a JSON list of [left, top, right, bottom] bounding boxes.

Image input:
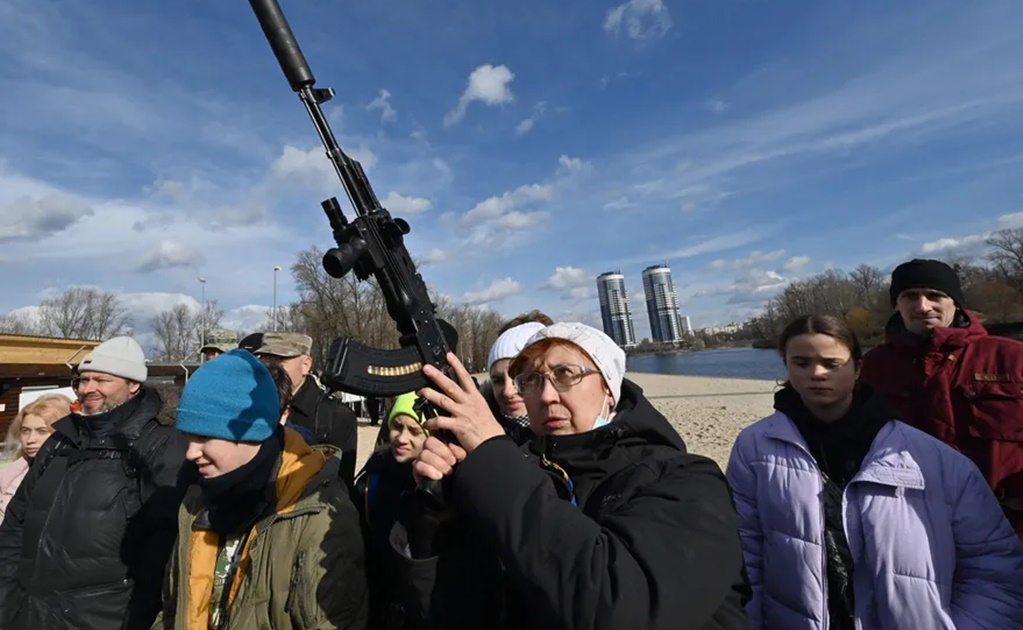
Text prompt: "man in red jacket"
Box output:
[[860, 259, 1023, 539]]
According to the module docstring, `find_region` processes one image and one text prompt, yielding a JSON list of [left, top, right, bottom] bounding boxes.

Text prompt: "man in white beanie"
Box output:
[[0, 336, 193, 630]]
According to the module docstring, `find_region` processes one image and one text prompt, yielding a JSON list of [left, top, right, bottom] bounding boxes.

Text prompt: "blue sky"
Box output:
[[1, 0, 1022, 348]]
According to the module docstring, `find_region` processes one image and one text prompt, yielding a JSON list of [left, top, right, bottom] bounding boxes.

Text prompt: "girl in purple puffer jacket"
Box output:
[[727, 314, 1023, 630]]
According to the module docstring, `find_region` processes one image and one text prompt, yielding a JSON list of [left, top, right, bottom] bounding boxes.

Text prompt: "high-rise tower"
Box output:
[[596, 271, 637, 347]]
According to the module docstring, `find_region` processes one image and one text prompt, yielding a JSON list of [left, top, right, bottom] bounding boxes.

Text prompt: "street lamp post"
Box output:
[[273, 266, 282, 332], [198, 277, 207, 360]]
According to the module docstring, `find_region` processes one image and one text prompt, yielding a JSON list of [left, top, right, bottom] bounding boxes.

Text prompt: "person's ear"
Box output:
[[301, 355, 314, 376]]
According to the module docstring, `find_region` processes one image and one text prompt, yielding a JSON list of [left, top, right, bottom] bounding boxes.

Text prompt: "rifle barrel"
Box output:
[[248, 0, 315, 92]]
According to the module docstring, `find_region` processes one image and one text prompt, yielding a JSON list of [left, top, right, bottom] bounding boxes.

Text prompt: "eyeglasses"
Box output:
[[512, 364, 601, 395]]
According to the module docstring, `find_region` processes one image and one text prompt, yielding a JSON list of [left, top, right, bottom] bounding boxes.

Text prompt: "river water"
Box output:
[[626, 346, 785, 381]]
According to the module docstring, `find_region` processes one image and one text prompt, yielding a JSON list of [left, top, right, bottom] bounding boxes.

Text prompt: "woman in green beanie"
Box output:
[[353, 392, 429, 629]]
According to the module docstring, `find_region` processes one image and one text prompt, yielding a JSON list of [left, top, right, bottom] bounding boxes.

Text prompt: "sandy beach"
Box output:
[[354, 371, 779, 470]]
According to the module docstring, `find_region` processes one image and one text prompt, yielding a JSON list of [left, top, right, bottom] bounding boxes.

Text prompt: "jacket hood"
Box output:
[[883, 308, 987, 351]]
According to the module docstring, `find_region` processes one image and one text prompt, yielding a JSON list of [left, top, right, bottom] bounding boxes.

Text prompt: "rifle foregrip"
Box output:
[[248, 0, 315, 91]]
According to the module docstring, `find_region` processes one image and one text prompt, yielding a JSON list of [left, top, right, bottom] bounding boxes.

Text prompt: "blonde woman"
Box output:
[[0, 394, 72, 520]]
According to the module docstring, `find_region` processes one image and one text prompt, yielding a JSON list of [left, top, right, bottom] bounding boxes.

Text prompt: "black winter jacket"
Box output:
[[0, 388, 194, 630], [290, 377, 359, 488], [380, 379, 750, 630]]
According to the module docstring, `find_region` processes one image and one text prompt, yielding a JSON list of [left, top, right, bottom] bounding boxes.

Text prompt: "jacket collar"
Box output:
[[763, 413, 924, 490], [184, 427, 338, 521], [289, 377, 321, 418], [883, 309, 987, 352], [53, 386, 162, 448]]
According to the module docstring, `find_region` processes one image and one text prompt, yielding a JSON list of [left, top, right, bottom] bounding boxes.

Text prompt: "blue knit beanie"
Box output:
[[176, 349, 280, 442]]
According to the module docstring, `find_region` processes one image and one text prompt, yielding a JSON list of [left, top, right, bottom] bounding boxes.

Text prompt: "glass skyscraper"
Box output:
[[596, 271, 637, 347]]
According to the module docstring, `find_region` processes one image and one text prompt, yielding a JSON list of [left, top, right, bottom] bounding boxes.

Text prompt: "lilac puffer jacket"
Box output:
[[727, 412, 1023, 630]]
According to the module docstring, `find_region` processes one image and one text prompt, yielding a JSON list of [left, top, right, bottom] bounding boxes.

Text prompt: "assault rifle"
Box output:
[[246, 0, 459, 402]]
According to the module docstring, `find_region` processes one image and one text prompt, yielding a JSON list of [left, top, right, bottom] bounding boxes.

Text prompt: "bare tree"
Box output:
[[0, 311, 40, 335], [282, 246, 506, 370], [848, 264, 886, 307], [151, 304, 194, 361], [151, 301, 225, 361], [943, 253, 991, 294], [37, 288, 132, 340], [987, 229, 1023, 291]]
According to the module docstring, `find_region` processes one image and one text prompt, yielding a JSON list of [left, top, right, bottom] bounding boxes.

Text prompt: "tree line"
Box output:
[[741, 228, 1023, 346], [0, 246, 507, 371]]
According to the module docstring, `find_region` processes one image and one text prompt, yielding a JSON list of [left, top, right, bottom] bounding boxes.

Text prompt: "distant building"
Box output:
[[681, 315, 693, 335], [642, 264, 685, 344], [596, 271, 637, 347], [701, 323, 742, 336]]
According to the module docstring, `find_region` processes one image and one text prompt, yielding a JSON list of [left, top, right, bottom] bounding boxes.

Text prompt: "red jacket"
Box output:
[[860, 311, 1023, 538]]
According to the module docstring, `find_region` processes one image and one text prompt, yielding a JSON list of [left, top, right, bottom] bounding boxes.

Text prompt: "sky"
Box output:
[[1, 0, 1022, 349]]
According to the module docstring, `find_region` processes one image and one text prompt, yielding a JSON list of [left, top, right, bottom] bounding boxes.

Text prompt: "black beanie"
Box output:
[[889, 259, 965, 307]]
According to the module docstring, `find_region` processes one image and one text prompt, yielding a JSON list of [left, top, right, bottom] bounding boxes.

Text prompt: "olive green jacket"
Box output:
[[152, 430, 368, 629]]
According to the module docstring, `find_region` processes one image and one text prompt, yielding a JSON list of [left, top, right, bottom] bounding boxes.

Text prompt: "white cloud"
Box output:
[[0, 194, 95, 241], [135, 239, 204, 273], [613, 230, 761, 266], [604, 196, 635, 210], [366, 89, 397, 123], [515, 118, 536, 136], [220, 304, 272, 333], [381, 191, 433, 215], [444, 64, 515, 127], [920, 235, 988, 255], [995, 210, 1023, 229], [497, 210, 548, 229], [271, 145, 378, 192], [568, 286, 593, 300], [709, 249, 786, 271], [557, 155, 591, 175], [460, 277, 522, 305], [462, 183, 554, 224], [780, 255, 812, 273], [603, 0, 673, 42], [543, 266, 590, 290], [515, 101, 547, 136], [912, 208, 1023, 258], [144, 178, 192, 204], [691, 268, 791, 305], [421, 248, 449, 265]]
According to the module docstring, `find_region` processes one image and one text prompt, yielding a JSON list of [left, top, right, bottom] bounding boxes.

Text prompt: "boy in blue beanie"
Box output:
[[153, 350, 368, 629]]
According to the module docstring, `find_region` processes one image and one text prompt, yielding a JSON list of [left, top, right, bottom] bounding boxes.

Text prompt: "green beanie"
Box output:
[[388, 392, 428, 435]]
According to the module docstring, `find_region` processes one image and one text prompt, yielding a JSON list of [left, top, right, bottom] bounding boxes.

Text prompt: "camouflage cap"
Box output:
[[199, 328, 239, 354], [255, 332, 313, 358]]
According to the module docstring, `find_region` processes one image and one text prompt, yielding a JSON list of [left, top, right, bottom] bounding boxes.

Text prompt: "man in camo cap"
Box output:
[[254, 332, 359, 488], [199, 329, 238, 362]]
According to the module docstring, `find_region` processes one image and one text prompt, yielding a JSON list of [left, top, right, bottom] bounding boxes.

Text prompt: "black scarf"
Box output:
[[197, 427, 284, 535], [774, 385, 893, 486]]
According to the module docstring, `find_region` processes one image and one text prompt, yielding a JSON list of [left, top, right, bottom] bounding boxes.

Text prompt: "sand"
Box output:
[[353, 372, 778, 471]]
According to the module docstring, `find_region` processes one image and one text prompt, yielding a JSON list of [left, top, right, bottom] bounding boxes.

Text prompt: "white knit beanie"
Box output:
[[78, 336, 148, 383], [524, 323, 626, 405], [488, 322, 546, 369]]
